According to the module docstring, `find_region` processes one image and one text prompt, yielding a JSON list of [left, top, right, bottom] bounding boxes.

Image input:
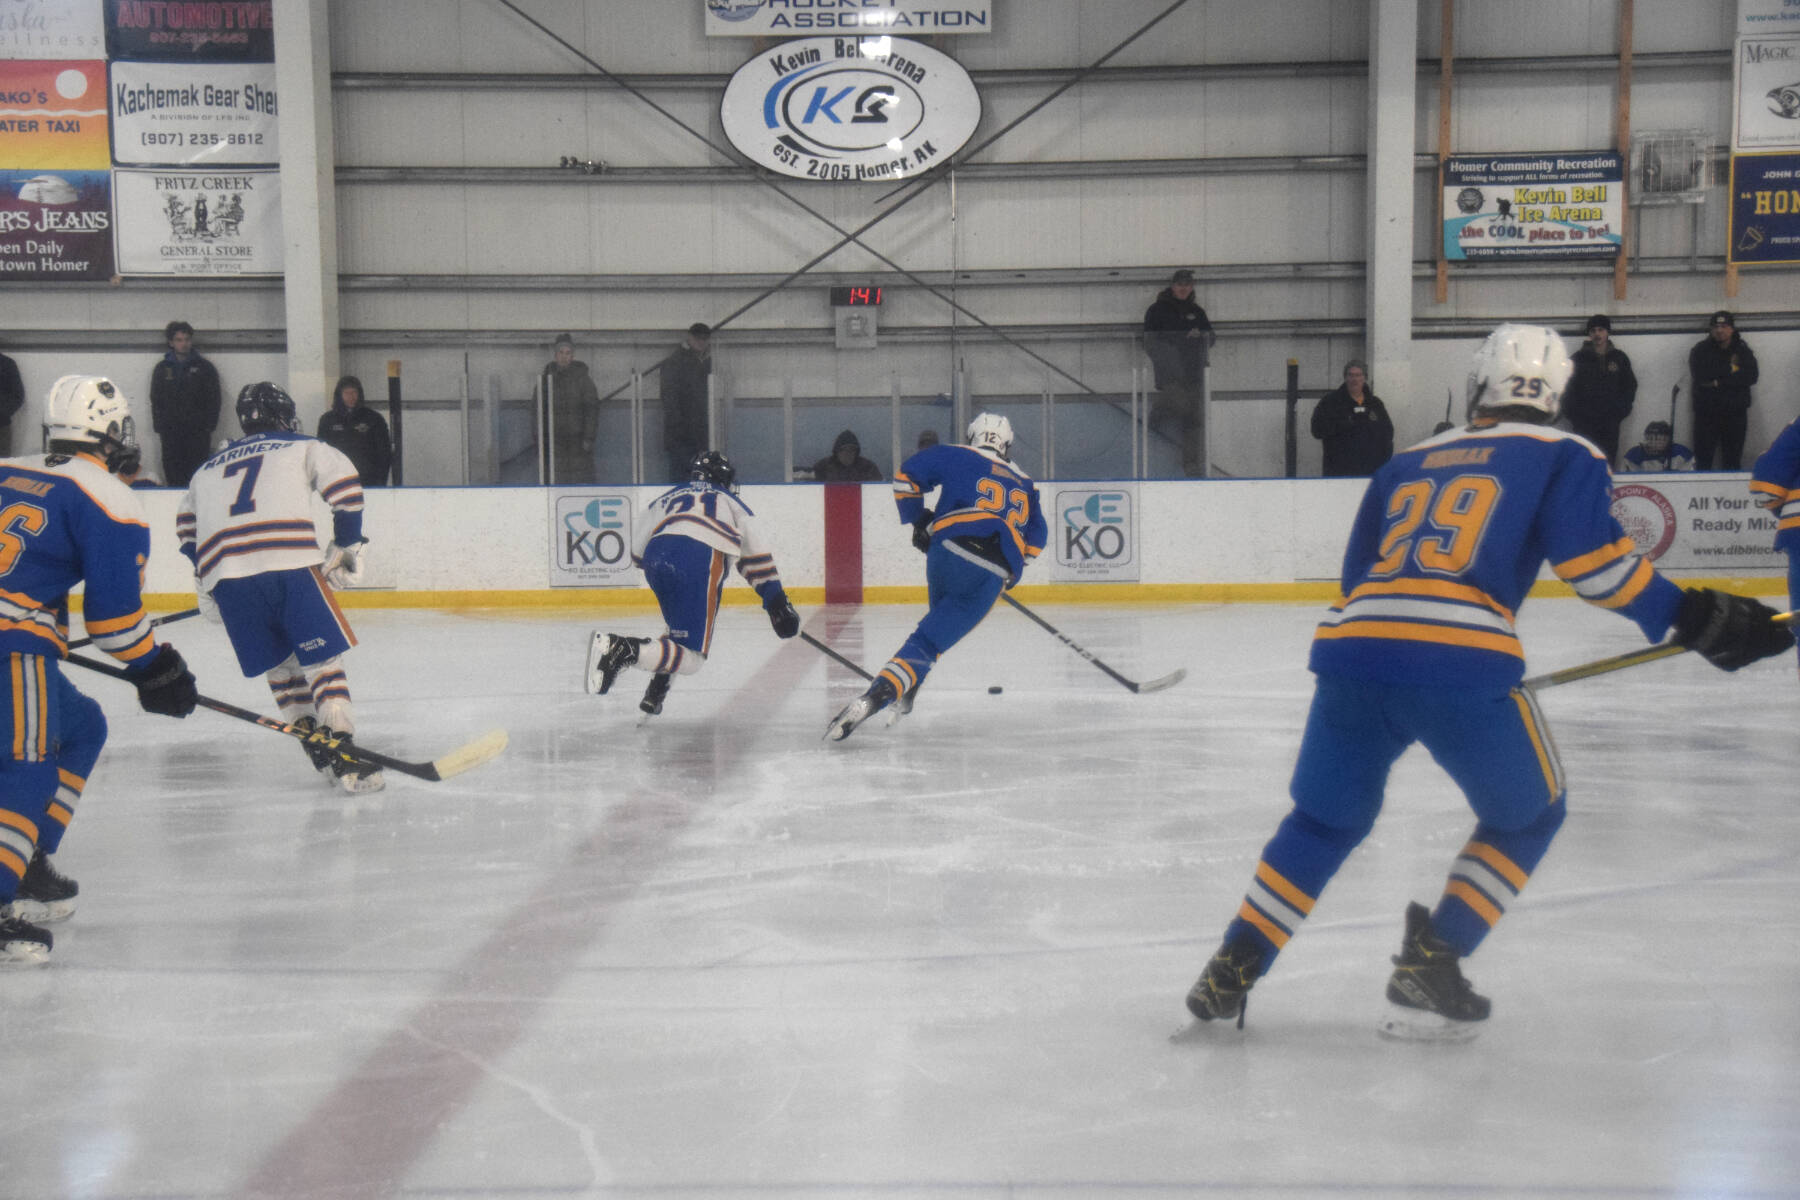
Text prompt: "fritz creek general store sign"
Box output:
[[721, 35, 979, 182]]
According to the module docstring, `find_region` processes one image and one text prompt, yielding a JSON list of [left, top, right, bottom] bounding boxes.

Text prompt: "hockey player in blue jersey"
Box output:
[[1750, 415, 1800, 676], [826, 412, 1048, 742], [1183, 325, 1792, 1039], [585, 450, 800, 716], [0, 375, 199, 966]]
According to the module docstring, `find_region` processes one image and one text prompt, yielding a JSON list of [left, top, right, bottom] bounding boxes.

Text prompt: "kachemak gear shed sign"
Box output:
[[720, 35, 979, 182]]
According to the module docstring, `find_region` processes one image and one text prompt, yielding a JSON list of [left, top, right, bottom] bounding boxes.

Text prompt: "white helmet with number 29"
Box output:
[[1467, 323, 1573, 422], [967, 411, 1014, 461]]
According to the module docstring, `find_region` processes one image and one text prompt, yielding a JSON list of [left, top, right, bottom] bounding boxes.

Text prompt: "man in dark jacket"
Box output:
[[540, 333, 599, 485], [0, 348, 22, 456], [1563, 314, 1637, 467], [812, 429, 883, 481], [149, 320, 222, 487], [1688, 310, 1759, 470], [661, 323, 711, 482], [1142, 268, 1214, 476], [316, 375, 393, 486], [1311, 359, 1393, 477]]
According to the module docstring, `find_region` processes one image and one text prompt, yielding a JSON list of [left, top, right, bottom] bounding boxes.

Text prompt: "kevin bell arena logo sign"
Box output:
[[720, 35, 980, 182]]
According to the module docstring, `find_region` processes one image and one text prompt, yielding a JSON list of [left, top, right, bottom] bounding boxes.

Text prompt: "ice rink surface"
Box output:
[[5, 598, 1798, 1200]]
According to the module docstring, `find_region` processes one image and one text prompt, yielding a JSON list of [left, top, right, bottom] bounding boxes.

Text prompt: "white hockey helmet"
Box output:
[[967, 411, 1014, 460], [44, 375, 140, 469], [1466, 323, 1573, 422]]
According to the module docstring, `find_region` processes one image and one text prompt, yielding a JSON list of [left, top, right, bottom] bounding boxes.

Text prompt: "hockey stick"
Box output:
[[799, 630, 875, 681], [62, 652, 508, 781], [67, 607, 201, 652], [1521, 610, 1795, 691], [998, 593, 1186, 693]]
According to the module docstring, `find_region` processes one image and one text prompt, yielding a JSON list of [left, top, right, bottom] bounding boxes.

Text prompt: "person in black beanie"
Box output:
[[1563, 314, 1637, 467], [1142, 268, 1214, 476], [1688, 310, 1758, 470]]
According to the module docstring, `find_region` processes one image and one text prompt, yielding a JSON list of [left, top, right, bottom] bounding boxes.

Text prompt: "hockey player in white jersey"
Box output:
[[586, 450, 800, 715], [177, 382, 382, 793]]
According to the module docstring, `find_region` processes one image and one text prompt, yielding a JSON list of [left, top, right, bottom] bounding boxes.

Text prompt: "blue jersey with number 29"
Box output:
[[1310, 419, 1684, 689]]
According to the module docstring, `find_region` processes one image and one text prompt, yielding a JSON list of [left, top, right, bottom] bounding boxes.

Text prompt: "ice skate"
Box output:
[[585, 633, 643, 696], [825, 678, 896, 742], [293, 715, 338, 778], [0, 908, 52, 966], [323, 730, 385, 795], [1184, 938, 1265, 1029], [1378, 901, 1490, 1042], [884, 683, 916, 727], [10, 849, 77, 924], [638, 672, 672, 717]]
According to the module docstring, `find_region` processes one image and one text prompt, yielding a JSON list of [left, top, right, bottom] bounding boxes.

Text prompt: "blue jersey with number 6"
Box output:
[[1310, 418, 1684, 689], [892, 444, 1047, 586]]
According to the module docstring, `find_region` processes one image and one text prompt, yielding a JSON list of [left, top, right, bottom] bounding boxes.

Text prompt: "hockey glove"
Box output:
[[323, 539, 368, 590], [912, 509, 935, 554], [764, 593, 800, 639], [131, 644, 198, 718], [1673, 588, 1794, 672]]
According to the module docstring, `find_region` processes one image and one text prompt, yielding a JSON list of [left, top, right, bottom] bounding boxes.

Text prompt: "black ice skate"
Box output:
[[11, 849, 78, 924], [321, 729, 385, 795], [639, 672, 672, 716], [1379, 901, 1491, 1042], [586, 633, 645, 696], [293, 715, 338, 777], [0, 908, 52, 966], [1185, 938, 1265, 1029], [825, 678, 897, 742]]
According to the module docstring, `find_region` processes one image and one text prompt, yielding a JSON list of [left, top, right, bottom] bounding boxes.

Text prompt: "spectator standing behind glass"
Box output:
[[1310, 360, 1393, 477], [1619, 421, 1694, 473], [316, 375, 392, 487], [1688, 310, 1758, 470], [540, 333, 598, 485], [661, 323, 711, 483], [1562, 314, 1636, 467], [149, 320, 222, 487], [813, 429, 884, 481], [0, 347, 22, 456], [1142, 268, 1213, 477]]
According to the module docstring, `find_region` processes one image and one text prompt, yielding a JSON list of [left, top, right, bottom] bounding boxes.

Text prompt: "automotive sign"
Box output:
[[720, 35, 979, 183]]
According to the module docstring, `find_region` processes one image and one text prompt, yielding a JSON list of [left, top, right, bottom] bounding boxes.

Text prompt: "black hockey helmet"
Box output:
[[237, 381, 298, 434], [690, 450, 735, 490]]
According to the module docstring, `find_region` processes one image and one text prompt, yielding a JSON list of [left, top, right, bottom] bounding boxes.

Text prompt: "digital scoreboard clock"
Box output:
[[828, 286, 883, 306]]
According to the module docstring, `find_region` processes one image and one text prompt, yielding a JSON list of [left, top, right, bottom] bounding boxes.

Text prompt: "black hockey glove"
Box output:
[[764, 593, 800, 639], [131, 644, 198, 717], [912, 509, 935, 554], [1673, 588, 1794, 672]]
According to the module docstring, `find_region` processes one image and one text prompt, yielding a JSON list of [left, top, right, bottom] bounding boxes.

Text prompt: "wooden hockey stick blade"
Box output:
[[1521, 610, 1795, 691], [67, 607, 201, 652], [62, 651, 506, 782], [800, 630, 875, 680]]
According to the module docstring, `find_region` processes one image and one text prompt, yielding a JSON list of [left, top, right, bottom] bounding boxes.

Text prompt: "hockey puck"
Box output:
[[987, 686, 1003, 694]]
